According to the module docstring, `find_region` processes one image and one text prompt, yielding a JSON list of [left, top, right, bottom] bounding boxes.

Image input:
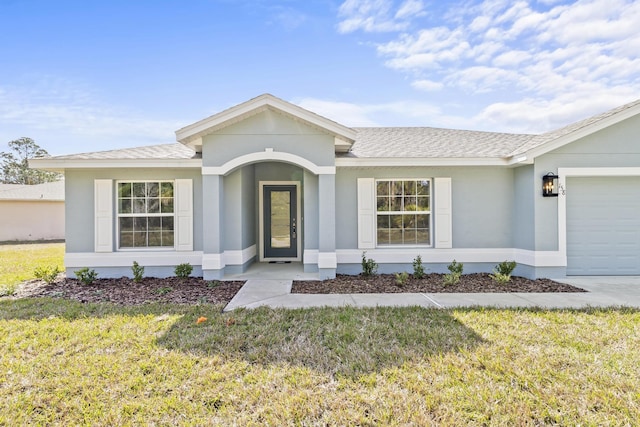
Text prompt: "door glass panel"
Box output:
[[271, 191, 291, 249]]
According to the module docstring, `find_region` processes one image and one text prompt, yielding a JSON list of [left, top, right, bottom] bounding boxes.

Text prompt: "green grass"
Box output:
[[1, 299, 639, 425], [0, 242, 64, 296]]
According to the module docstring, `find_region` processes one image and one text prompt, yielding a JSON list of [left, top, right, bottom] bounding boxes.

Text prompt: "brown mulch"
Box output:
[[11, 276, 244, 306], [292, 273, 587, 294], [9, 272, 586, 306]]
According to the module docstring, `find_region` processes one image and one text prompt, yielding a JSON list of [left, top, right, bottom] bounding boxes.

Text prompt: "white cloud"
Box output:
[[337, 0, 424, 33], [294, 97, 469, 128], [411, 79, 444, 91], [475, 88, 639, 133], [0, 78, 182, 155], [336, 0, 640, 132], [395, 0, 426, 19]]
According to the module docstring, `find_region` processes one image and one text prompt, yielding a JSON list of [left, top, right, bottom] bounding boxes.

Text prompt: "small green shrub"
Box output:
[[33, 265, 61, 285], [207, 280, 221, 288], [448, 260, 464, 275], [132, 261, 144, 283], [0, 284, 17, 297], [495, 260, 517, 276], [74, 267, 98, 285], [443, 260, 463, 286], [175, 263, 193, 279], [412, 255, 425, 279], [395, 271, 409, 286], [490, 272, 511, 284], [361, 252, 378, 276], [443, 272, 461, 286], [155, 286, 173, 296], [490, 260, 517, 284]]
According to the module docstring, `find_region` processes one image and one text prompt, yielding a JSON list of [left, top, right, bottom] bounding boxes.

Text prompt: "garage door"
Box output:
[[566, 176, 640, 275]]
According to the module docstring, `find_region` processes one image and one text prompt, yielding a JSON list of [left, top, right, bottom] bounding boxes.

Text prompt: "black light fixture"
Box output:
[[542, 172, 559, 197]]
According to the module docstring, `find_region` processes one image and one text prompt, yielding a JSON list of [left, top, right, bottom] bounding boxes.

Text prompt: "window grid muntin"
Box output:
[[117, 181, 175, 249], [376, 179, 432, 246]]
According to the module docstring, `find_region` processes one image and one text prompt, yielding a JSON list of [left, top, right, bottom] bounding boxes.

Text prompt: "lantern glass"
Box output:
[[542, 173, 558, 197]]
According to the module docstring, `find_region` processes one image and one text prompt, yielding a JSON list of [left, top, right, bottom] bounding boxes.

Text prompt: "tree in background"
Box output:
[[1, 137, 61, 184]]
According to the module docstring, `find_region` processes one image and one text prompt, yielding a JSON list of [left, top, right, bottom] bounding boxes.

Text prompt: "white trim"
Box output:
[[94, 179, 113, 253], [303, 249, 319, 265], [433, 177, 451, 249], [318, 252, 337, 269], [65, 251, 203, 268], [202, 253, 224, 270], [335, 248, 565, 267], [65, 248, 565, 269], [174, 179, 194, 251], [175, 94, 357, 146], [202, 151, 335, 176], [557, 167, 640, 260], [336, 157, 510, 167], [357, 178, 376, 249], [258, 181, 302, 262], [224, 245, 257, 266], [29, 158, 201, 171]]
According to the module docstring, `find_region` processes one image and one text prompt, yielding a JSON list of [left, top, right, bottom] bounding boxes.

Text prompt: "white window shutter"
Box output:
[[94, 179, 113, 253], [434, 177, 452, 248], [357, 178, 376, 249], [175, 179, 193, 251]]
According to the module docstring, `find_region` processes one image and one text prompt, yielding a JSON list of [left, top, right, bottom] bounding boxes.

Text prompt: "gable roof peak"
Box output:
[[175, 93, 357, 152]]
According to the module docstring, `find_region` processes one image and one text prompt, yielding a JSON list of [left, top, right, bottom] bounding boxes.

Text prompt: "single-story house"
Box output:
[[30, 94, 640, 279], [0, 180, 65, 242]]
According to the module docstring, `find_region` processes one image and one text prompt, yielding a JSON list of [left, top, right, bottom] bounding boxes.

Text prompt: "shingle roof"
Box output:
[[50, 143, 198, 160], [508, 98, 640, 157], [37, 98, 640, 164], [344, 127, 535, 158], [0, 180, 64, 201]]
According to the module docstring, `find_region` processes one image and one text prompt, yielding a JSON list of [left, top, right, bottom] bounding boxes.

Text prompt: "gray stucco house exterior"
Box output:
[[31, 94, 640, 280]]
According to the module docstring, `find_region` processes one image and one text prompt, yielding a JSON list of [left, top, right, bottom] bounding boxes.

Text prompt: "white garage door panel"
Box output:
[[567, 176, 640, 275]]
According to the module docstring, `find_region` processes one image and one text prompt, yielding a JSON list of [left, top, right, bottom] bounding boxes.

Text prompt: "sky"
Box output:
[[1, 0, 639, 156]]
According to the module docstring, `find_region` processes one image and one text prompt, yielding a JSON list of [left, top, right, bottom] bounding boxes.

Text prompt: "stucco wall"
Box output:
[[512, 165, 535, 250], [533, 113, 640, 251], [0, 200, 65, 241], [335, 166, 515, 250], [202, 110, 336, 168], [64, 169, 203, 253]]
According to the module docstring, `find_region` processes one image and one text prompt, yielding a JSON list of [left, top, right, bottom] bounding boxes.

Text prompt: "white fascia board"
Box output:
[[176, 94, 356, 145], [65, 251, 203, 268], [518, 103, 640, 162], [29, 158, 202, 171], [335, 157, 510, 167]]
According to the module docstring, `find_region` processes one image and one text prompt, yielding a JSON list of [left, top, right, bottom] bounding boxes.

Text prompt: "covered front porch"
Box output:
[[200, 158, 337, 280]]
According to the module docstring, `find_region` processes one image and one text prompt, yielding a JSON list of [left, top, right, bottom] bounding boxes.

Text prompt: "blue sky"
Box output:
[[1, 0, 639, 156]]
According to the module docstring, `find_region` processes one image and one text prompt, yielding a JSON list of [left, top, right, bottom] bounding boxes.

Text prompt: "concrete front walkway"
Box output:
[[223, 276, 640, 311]]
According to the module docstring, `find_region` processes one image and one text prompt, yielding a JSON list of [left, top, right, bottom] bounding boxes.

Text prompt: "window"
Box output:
[[117, 181, 175, 248], [376, 179, 431, 246]]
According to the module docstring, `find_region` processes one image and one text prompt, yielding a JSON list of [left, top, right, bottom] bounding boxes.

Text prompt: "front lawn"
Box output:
[[1, 299, 638, 425], [0, 242, 64, 296]]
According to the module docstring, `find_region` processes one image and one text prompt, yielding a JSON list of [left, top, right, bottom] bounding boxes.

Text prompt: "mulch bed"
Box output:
[[12, 277, 245, 306], [292, 273, 587, 294], [9, 272, 586, 306]]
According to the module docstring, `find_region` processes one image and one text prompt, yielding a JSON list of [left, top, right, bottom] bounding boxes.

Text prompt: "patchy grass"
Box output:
[[1, 299, 639, 425], [0, 242, 64, 296]]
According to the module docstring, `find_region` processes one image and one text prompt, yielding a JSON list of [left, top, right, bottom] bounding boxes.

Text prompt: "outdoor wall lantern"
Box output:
[[542, 172, 559, 197]]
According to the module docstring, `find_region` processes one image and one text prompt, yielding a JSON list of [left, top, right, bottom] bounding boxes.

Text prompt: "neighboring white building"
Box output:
[[0, 180, 65, 242]]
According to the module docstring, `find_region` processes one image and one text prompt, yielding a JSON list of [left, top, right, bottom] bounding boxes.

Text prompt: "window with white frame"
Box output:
[[376, 179, 431, 246], [117, 181, 175, 248]]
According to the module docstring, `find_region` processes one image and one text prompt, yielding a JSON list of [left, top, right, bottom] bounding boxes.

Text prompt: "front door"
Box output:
[[263, 184, 298, 259]]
